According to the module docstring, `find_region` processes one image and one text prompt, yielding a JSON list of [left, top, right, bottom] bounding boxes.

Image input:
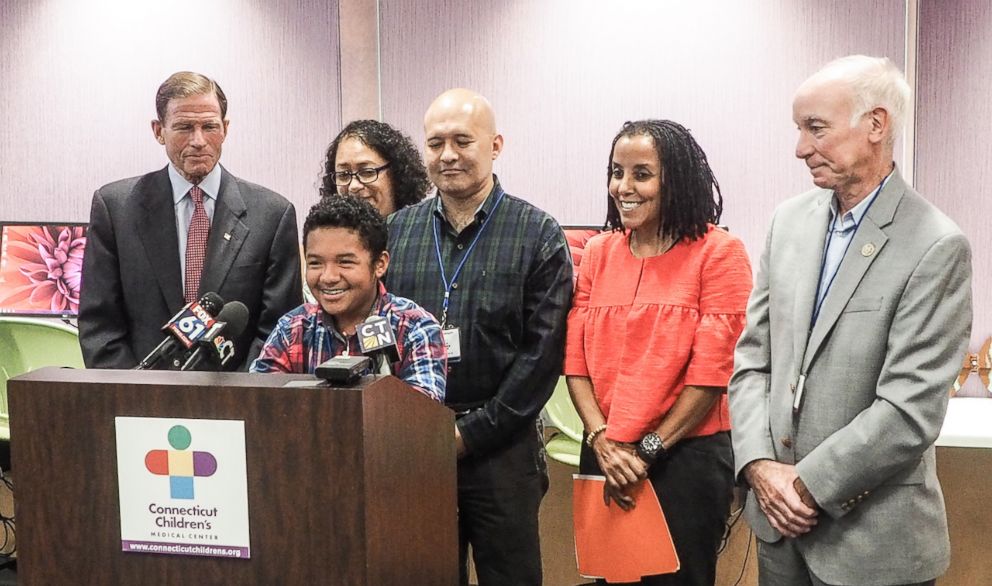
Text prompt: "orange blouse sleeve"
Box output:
[[683, 233, 753, 388]]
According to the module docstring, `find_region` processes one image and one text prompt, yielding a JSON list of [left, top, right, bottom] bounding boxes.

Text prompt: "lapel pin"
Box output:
[[224, 232, 232, 241], [861, 243, 876, 257]]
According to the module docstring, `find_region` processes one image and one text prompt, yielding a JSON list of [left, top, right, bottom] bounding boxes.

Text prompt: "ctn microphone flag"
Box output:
[[358, 315, 400, 373], [135, 292, 224, 370]]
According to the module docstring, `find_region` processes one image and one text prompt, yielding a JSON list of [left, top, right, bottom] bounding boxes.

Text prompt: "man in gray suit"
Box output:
[[729, 55, 972, 586], [79, 71, 301, 370]]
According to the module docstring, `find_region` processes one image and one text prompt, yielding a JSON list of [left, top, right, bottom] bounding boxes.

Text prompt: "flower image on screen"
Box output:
[[0, 224, 87, 316]]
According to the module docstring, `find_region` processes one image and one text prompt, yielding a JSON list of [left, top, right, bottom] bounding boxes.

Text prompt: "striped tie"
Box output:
[[184, 185, 210, 303]]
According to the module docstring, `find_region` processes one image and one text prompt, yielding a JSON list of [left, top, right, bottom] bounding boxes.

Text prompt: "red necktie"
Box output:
[[184, 185, 210, 303]]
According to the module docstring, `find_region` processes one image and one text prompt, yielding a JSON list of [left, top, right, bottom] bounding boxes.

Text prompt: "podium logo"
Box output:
[[144, 425, 218, 500]]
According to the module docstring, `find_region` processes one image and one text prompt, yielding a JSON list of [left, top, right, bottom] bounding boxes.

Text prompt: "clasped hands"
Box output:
[[744, 459, 819, 538], [590, 434, 648, 511]]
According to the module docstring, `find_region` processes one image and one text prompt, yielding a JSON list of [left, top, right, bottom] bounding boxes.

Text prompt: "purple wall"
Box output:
[[379, 0, 907, 269], [0, 0, 985, 396], [0, 0, 341, 229], [917, 0, 992, 397]]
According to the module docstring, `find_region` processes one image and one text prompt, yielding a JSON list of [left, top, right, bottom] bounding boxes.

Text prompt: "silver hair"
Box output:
[[810, 55, 911, 144]]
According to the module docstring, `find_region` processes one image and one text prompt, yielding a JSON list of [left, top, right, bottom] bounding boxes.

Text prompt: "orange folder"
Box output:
[[572, 474, 679, 583]]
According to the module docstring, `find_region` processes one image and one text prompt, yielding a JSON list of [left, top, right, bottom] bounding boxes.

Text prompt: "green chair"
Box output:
[[0, 317, 85, 440], [544, 377, 583, 467], [545, 433, 581, 467]]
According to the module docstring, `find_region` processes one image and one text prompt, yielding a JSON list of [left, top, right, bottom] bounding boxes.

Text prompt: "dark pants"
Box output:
[[579, 431, 734, 586], [457, 422, 548, 586]]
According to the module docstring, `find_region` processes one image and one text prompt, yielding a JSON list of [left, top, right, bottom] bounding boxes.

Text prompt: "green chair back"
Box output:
[[544, 376, 584, 468], [546, 435, 581, 468], [544, 376, 583, 443], [0, 318, 85, 439]]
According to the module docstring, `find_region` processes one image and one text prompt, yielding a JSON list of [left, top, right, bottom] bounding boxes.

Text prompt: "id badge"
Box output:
[[442, 327, 462, 363]]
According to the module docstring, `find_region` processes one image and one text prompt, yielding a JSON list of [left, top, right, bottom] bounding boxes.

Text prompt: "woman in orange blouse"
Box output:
[[565, 120, 753, 585]]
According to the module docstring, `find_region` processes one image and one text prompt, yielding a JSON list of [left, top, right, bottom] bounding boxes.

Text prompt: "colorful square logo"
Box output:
[[144, 425, 217, 499]]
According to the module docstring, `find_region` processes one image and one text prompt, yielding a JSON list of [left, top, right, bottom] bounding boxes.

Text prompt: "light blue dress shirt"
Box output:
[[813, 171, 893, 322]]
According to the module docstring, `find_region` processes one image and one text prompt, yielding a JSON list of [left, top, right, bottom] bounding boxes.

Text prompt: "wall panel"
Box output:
[[379, 0, 906, 264], [0, 0, 341, 228], [917, 0, 991, 396]]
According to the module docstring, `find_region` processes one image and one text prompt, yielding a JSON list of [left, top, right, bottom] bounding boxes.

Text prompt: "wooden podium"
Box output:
[[8, 367, 458, 585]]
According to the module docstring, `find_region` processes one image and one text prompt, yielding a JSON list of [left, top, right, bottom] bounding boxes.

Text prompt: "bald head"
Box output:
[[423, 88, 504, 203], [424, 88, 497, 135]]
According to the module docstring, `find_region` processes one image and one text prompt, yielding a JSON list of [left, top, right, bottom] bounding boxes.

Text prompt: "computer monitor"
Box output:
[[0, 222, 88, 318]]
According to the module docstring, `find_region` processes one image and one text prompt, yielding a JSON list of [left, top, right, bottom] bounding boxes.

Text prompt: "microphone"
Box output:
[[314, 316, 398, 384], [357, 315, 399, 374], [136, 292, 225, 370], [179, 301, 250, 371]]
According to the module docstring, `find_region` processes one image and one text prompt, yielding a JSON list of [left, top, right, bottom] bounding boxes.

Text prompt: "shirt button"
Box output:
[[780, 437, 792, 448], [457, 243, 464, 250], [452, 282, 459, 289]]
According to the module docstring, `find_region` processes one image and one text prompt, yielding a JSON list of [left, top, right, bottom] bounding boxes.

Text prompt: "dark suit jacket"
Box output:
[[79, 165, 302, 370]]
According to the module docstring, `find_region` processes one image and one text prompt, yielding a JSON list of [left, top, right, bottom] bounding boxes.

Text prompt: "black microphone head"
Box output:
[[198, 292, 225, 316], [215, 301, 250, 337]]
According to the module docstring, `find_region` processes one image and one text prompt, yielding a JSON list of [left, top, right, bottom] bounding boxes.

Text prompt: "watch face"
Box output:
[[640, 433, 662, 456]]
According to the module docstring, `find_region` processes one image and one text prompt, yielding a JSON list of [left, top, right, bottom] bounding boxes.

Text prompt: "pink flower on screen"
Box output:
[[1, 226, 86, 313]]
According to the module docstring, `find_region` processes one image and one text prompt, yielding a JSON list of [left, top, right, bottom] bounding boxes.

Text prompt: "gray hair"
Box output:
[[809, 55, 911, 144]]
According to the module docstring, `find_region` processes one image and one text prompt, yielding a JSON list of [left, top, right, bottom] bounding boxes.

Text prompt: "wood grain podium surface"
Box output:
[[8, 367, 457, 585]]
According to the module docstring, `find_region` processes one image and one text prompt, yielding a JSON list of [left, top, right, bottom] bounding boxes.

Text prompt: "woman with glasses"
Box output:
[[321, 120, 431, 216], [564, 120, 753, 585]]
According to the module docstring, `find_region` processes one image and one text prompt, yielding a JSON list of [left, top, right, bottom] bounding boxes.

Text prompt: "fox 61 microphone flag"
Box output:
[[166, 300, 218, 348]]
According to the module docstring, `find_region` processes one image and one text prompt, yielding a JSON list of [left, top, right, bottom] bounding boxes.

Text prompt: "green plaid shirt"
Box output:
[[386, 177, 573, 455]]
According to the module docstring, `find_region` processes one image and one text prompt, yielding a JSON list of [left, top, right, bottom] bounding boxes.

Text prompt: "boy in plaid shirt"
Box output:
[[250, 196, 446, 402]]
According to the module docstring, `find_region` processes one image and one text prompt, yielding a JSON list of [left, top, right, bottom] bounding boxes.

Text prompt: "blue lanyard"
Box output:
[[810, 175, 889, 327], [432, 191, 506, 327]]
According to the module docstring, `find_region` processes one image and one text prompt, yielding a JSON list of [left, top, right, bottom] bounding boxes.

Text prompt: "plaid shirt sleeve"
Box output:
[[249, 307, 306, 373], [393, 303, 447, 402]]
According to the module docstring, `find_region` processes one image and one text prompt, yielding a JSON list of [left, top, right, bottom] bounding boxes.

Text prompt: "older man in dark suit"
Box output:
[[79, 71, 301, 370]]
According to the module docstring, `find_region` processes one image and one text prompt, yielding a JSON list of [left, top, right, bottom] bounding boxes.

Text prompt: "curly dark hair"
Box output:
[[303, 196, 388, 260], [605, 120, 722, 242], [320, 120, 431, 212]]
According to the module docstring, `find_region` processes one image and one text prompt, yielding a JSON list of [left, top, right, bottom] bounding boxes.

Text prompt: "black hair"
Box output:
[[303, 196, 388, 260], [320, 119, 431, 211], [604, 119, 722, 242]]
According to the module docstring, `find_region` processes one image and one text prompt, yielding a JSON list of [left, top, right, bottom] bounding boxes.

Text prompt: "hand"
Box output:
[[455, 426, 467, 459], [591, 435, 648, 494], [603, 481, 636, 511], [744, 459, 818, 538]]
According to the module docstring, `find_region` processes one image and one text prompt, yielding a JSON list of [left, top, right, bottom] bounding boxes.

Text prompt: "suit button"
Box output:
[[780, 437, 793, 448]]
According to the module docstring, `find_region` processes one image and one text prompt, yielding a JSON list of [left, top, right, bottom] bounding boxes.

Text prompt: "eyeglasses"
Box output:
[[332, 163, 391, 186]]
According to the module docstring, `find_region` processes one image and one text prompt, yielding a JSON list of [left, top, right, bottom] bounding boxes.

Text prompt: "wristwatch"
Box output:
[[636, 432, 668, 464]]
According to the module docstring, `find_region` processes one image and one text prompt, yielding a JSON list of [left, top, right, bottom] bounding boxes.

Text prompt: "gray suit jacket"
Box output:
[[79, 165, 302, 370], [729, 169, 972, 585]]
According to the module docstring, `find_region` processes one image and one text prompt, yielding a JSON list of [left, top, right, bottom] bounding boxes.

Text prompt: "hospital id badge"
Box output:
[[442, 327, 462, 363]]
